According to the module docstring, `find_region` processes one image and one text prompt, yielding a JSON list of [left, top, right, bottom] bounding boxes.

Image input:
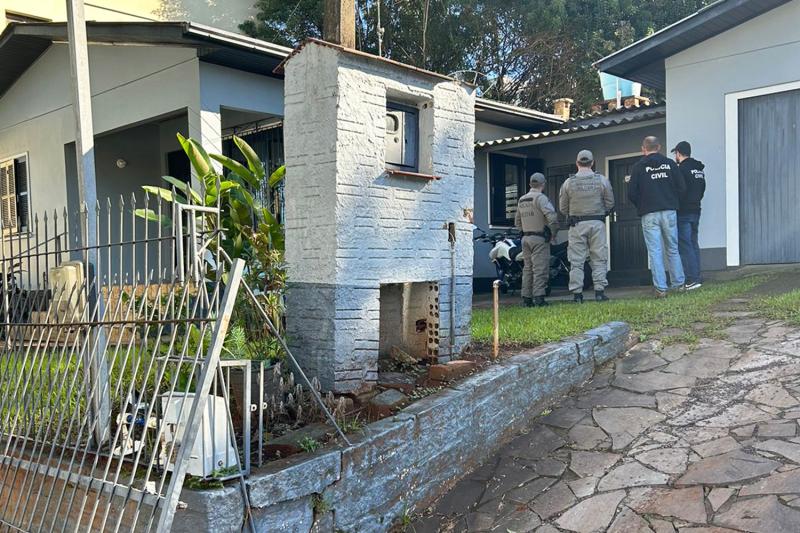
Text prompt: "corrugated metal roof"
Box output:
[[594, 0, 792, 89], [475, 104, 666, 149]]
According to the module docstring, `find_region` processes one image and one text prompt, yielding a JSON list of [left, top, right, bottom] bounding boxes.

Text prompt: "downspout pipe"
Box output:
[[448, 222, 456, 358]]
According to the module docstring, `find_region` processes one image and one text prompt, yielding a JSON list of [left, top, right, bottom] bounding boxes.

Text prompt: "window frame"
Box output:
[[1, 152, 31, 237], [385, 101, 420, 172], [488, 154, 544, 228]]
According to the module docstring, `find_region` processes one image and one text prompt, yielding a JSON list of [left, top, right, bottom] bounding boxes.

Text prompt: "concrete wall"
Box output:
[[473, 121, 666, 280], [665, 0, 800, 265], [283, 42, 475, 392], [174, 321, 631, 533]]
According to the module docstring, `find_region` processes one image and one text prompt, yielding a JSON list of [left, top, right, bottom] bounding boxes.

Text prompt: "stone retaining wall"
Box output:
[[174, 321, 630, 533]]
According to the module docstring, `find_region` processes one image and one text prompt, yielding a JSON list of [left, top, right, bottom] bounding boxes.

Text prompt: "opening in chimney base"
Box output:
[[379, 281, 440, 362]]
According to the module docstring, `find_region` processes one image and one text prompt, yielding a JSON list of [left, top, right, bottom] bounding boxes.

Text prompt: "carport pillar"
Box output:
[[188, 104, 223, 192]]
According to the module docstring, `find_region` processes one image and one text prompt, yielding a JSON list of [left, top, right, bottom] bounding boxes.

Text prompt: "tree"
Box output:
[[241, 0, 712, 114]]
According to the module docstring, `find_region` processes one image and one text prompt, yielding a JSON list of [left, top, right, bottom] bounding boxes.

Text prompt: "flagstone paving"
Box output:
[[412, 295, 800, 532]]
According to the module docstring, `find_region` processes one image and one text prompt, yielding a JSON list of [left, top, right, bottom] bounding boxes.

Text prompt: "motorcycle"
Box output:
[[474, 229, 591, 296]]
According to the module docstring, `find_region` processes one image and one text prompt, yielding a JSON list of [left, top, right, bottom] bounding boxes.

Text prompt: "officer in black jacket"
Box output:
[[672, 141, 706, 290], [628, 136, 687, 297]]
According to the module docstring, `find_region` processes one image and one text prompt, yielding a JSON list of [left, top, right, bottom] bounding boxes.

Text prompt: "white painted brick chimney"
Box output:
[[282, 41, 475, 392]]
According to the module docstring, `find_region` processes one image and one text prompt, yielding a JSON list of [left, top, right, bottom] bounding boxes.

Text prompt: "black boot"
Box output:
[[573, 292, 584, 304], [522, 297, 534, 307], [534, 296, 549, 307], [595, 290, 609, 302]]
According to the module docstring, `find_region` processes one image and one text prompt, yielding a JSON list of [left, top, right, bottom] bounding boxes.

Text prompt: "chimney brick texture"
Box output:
[[282, 42, 475, 392]]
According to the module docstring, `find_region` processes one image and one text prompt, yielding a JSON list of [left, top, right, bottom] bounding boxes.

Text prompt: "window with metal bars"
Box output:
[[222, 124, 285, 222], [0, 154, 29, 235]]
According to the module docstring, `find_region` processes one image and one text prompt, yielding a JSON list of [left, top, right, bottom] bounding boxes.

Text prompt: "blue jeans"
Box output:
[[678, 213, 701, 284], [641, 210, 685, 292]]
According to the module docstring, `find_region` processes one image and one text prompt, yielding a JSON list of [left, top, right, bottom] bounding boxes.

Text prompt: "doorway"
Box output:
[[607, 155, 650, 283]]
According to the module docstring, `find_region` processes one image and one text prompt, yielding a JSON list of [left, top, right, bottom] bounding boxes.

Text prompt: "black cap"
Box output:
[[670, 141, 691, 156]]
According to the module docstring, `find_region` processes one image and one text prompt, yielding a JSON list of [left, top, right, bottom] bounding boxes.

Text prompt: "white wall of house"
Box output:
[[0, 42, 289, 224], [665, 0, 800, 266], [0, 43, 199, 221], [197, 61, 285, 171]]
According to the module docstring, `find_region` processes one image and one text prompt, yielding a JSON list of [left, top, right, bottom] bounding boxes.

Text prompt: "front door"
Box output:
[[608, 156, 650, 282]]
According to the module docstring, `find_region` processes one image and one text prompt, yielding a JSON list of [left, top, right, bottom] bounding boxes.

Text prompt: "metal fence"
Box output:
[[0, 193, 246, 532]]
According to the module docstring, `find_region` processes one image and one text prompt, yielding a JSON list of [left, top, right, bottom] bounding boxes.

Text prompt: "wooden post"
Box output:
[[492, 280, 500, 359], [323, 0, 356, 48]]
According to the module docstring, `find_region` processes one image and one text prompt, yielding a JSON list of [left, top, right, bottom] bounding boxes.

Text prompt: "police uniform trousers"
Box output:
[[567, 220, 609, 293], [521, 235, 550, 298]]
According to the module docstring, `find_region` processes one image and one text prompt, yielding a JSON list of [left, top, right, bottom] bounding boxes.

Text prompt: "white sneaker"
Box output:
[[685, 282, 702, 291]]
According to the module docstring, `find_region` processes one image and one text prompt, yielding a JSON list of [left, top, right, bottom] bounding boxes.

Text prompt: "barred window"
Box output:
[[0, 155, 30, 234]]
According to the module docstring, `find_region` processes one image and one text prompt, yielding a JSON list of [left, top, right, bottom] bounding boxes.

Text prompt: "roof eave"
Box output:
[[594, 0, 792, 90], [475, 108, 666, 149], [474, 97, 563, 125]]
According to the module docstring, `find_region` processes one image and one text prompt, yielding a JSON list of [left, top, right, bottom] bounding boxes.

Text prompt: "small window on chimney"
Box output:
[[385, 102, 419, 172]]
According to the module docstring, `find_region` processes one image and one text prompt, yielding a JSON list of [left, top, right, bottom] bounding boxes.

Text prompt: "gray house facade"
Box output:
[[597, 0, 800, 268]]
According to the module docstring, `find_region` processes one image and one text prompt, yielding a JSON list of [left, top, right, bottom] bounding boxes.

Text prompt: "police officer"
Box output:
[[629, 136, 686, 297], [558, 150, 615, 303], [515, 173, 559, 307]]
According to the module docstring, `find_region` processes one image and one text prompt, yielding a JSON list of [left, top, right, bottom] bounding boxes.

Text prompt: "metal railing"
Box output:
[[0, 189, 352, 532], [0, 193, 244, 532]]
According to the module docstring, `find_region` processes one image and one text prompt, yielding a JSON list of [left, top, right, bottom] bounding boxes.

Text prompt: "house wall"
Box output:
[[1, 0, 257, 33], [665, 0, 800, 267], [0, 42, 199, 220], [473, 121, 666, 281], [196, 62, 285, 173], [474, 121, 526, 143]]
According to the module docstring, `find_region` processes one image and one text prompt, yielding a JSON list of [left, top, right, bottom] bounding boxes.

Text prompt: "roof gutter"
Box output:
[[474, 97, 563, 125], [183, 22, 292, 59]]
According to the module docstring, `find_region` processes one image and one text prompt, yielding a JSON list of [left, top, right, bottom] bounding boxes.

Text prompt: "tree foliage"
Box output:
[[242, 0, 710, 113]]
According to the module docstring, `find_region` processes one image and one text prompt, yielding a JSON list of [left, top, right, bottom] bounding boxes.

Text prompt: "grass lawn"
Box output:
[[752, 289, 800, 325], [472, 275, 767, 348]]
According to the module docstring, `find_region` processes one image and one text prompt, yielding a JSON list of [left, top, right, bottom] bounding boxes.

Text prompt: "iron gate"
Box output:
[[0, 193, 244, 532]]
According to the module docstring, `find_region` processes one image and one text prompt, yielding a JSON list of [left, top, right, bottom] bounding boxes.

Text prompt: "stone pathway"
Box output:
[[412, 297, 800, 532]]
